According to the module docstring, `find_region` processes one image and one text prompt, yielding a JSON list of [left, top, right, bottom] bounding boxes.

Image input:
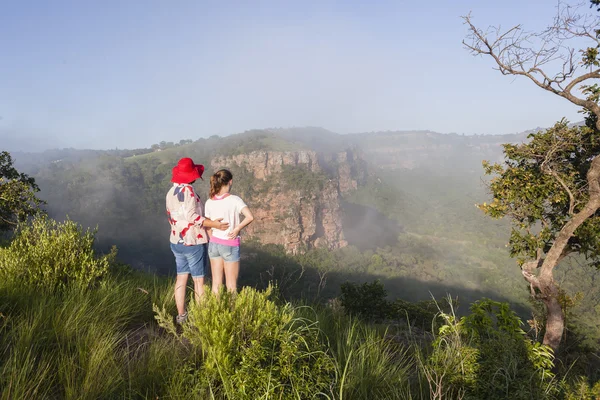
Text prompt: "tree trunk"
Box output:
[[540, 277, 563, 351], [526, 156, 600, 352]]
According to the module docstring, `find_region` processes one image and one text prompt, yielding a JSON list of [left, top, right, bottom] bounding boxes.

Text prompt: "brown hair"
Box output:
[[210, 169, 233, 199]]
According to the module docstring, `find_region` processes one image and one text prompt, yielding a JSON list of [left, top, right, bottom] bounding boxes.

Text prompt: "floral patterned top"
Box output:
[[166, 183, 208, 245]]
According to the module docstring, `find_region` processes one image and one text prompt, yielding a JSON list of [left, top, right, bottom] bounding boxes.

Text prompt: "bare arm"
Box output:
[[204, 217, 229, 230], [227, 206, 254, 239]]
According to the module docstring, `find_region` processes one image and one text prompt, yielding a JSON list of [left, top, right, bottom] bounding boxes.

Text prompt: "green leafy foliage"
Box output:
[[415, 298, 559, 400], [0, 151, 45, 231], [339, 280, 455, 330], [463, 299, 557, 399], [392, 298, 450, 330], [339, 281, 391, 322], [416, 302, 479, 400], [0, 216, 114, 290], [337, 283, 565, 399], [563, 377, 600, 400], [480, 121, 600, 265], [280, 164, 328, 196], [154, 285, 336, 399]]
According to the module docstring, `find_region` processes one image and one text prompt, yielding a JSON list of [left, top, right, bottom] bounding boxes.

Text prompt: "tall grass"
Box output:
[[3, 272, 597, 399], [0, 217, 424, 399], [304, 306, 415, 400], [154, 285, 337, 399], [0, 276, 182, 399], [2, 273, 420, 399], [1, 216, 596, 399]]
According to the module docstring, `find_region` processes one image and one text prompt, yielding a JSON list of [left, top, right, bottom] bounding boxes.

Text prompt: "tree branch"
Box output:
[[539, 156, 600, 282], [564, 69, 600, 94], [462, 12, 600, 126]]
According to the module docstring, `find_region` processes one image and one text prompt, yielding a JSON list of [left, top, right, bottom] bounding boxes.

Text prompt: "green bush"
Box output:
[[416, 302, 479, 400], [0, 216, 114, 290], [340, 280, 455, 329], [392, 298, 455, 331], [463, 299, 557, 400], [154, 285, 336, 399], [415, 298, 560, 400], [280, 165, 327, 196], [562, 377, 600, 400], [339, 281, 391, 322]]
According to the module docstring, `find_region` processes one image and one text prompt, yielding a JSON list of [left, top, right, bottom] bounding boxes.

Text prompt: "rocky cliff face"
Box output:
[[212, 151, 322, 180], [211, 150, 362, 254]]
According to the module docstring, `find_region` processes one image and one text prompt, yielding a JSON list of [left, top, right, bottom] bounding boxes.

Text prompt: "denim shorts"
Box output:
[[170, 243, 207, 278], [208, 242, 240, 262]]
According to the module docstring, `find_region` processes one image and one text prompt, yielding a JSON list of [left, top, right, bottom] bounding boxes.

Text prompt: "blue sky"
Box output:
[[0, 0, 589, 150]]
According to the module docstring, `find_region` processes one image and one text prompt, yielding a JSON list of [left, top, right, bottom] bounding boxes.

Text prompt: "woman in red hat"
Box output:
[[166, 157, 229, 324]]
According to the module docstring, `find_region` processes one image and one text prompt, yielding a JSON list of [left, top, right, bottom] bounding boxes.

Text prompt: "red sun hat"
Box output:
[[171, 157, 204, 183]]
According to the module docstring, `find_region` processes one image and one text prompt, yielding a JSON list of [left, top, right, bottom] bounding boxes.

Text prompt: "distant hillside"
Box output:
[[9, 125, 582, 310], [6, 123, 600, 353], [346, 130, 528, 171], [12, 126, 529, 176], [10, 126, 527, 263]]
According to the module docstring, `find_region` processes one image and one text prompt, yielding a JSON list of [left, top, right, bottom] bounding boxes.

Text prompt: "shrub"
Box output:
[[391, 298, 454, 331], [0, 216, 114, 290], [154, 285, 336, 399], [280, 165, 327, 196], [416, 298, 560, 400], [416, 302, 479, 400], [339, 281, 456, 329], [562, 377, 600, 400], [463, 299, 557, 400], [339, 281, 391, 322]]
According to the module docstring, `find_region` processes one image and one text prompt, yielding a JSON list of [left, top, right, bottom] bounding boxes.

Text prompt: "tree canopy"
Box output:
[[480, 120, 600, 267], [0, 151, 44, 231]]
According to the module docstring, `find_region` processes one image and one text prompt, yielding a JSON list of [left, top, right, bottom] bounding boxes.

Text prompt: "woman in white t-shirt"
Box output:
[[205, 169, 254, 294]]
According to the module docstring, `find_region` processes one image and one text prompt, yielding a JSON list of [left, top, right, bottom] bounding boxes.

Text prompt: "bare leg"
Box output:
[[224, 261, 240, 293], [210, 257, 225, 295], [175, 274, 189, 316], [192, 276, 205, 304]]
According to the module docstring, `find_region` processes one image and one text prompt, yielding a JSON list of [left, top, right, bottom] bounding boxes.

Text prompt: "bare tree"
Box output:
[[464, 2, 600, 351], [463, 2, 600, 128]]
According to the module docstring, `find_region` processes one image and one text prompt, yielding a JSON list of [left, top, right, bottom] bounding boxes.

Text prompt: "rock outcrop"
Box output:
[[211, 151, 321, 180], [211, 150, 360, 253]]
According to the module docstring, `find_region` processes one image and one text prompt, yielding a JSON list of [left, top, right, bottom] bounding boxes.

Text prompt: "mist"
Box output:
[[8, 124, 529, 312]]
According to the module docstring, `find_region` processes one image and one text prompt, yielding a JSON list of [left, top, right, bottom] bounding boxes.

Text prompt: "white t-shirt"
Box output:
[[205, 194, 248, 241]]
